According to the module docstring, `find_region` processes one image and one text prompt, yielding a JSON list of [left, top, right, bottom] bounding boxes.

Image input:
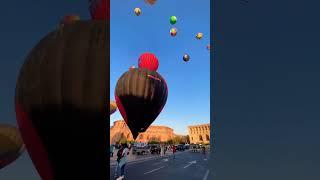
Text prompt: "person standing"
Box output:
[[110, 144, 115, 157], [202, 145, 206, 158], [117, 143, 129, 180], [160, 144, 164, 157], [172, 145, 176, 159], [114, 144, 124, 179]]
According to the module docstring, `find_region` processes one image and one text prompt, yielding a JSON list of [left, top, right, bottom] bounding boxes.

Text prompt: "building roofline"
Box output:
[[187, 123, 210, 128]]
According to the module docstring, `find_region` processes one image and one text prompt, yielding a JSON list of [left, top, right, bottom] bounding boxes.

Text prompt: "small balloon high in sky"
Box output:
[[196, 32, 203, 40], [170, 27, 177, 37], [134, 8, 141, 16], [170, 16, 177, 25]]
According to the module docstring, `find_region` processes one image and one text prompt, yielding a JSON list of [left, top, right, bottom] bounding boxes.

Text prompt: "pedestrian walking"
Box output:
[[110, 144, 115, 157], [202, 146, 206, 158], [172, 145, 176, 159]]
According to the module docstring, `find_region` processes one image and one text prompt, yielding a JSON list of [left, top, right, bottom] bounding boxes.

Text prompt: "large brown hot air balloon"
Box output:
[[115, 68, 168, 139], [15, 20, 109, 179], [110, 101, 117, 115], [0, 124, 25, 169]]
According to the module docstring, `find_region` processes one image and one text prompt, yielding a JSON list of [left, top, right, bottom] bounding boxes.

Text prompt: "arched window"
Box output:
[[206, 134, 210, 141], [191, 137, 193, 140], [139, 134, 144, 139], [199, 135, 203, 141]]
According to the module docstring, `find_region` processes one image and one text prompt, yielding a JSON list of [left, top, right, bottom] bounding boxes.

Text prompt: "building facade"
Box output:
[[188, 123, 210, 144], [110, 120, 176, 144]]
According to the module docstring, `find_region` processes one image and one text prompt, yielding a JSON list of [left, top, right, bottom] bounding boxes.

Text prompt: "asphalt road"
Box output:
[[110, 151, 210, 180]]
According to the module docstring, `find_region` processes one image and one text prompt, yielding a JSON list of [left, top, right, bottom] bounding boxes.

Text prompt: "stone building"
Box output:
[[110, 120, 176, 144], [188, 123, 210, 144]]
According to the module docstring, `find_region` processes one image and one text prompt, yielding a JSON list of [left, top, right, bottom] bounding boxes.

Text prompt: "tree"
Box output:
[[166, 139, 173, 145]]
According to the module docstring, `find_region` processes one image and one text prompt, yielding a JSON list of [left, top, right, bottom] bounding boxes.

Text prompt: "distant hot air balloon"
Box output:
[[207, 44, 211, 50], [129, 65, 136, 70], [196, 32, 203, 40], [183, 54, 190, 62], [110, 101, 117, 115], [60, 15, 80, 26], [138, 52, 159, 71], [144, 0, 157, 5], [115, 68, 168, 139], [15, 20, 109, 179], [0, 124, 25, 169], [89, 0, 109, 20], [170, 16, 177, 25], [170, 28, 177, 37], [134, 8, 141, 16]]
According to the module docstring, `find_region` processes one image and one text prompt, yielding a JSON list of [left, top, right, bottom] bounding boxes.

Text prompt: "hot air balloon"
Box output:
[[138, 52, 159, 71], [110, 101, 117, 115], [115, 68, 168, 139], [183, 54, 190, 62], [144, 0, 157, 5], [59, 15, 80, 26], [170, 28, 177, 37], [89, 0, 109, 20], [129, 65, 136, 70], [196, 32, 203, 40], [170, 16, 177, 25], [0, 124, 25, 169], [15, 20, 109, 179], [134, 8, 141, 16]]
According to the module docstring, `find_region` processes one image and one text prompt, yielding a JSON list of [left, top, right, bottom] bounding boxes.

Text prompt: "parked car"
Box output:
[[189, 144, 201, 152], [132, 145, 150, 155], [150, 145, 161, 154]]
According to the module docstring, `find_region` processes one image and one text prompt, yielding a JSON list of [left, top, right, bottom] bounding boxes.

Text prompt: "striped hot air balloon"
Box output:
[[15, 20, 109, 180], [115, 68, 168, 139]]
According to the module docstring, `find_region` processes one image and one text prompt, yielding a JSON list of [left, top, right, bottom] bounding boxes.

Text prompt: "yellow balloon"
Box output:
[[134, 8, 141, 16], [110, 101, 117, 115], [196, 33, 203, 40]]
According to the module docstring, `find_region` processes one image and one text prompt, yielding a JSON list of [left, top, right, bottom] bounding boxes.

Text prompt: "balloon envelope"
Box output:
[[170, 28, 177, 37], [115, 68, 168, 139], [0, 124, 25, 169], [60, 15, 80, 26], [138, 52, 159, 71], [144, 0, 157, 5], [170, 16, 177, 25], [89, 0, 109, 20], [134, 8, 141, 16], [183, 54, 190, 62], [110, 101, 117, 115], [15, 20, 109, 179], [196, 32, 203, 40]]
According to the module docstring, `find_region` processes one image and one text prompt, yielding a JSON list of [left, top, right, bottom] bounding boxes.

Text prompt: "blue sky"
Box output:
[[110, 0, 211, 135]]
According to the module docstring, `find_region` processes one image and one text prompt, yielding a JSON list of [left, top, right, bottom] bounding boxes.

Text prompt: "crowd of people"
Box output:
[[110, 142, 207, 179]]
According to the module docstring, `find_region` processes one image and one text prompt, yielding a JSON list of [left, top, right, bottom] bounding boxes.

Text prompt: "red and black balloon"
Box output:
[[15, 1, 110, 179], [89, 0, 109, 20], [115, 53, 168, 139]]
